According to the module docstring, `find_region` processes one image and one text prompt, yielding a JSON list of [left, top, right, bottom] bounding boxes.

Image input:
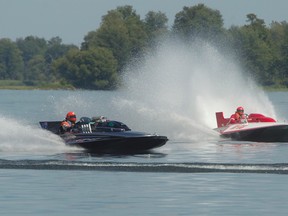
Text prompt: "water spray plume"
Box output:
[[0, 116, 73, 153], [117, 39, 276, 141]]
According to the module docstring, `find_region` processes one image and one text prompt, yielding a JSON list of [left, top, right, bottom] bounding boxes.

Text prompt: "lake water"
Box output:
[[1, 90, 288, 216]]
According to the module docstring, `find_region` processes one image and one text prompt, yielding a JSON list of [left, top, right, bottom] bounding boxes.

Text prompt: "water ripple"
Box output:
[[0, 159, 288, 174]]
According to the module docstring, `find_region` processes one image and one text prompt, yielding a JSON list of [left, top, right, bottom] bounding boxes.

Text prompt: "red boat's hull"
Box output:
[[215, 123, 288, 142], [214, 112, 288, 142]]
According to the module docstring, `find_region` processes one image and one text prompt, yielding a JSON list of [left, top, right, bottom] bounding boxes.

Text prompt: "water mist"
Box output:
[[115, 39, 276, 141], [0, 115, 72, 153]]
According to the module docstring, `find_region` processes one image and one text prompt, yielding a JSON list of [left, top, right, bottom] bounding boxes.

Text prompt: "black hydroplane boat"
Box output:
[[40, 117, 168, 153]]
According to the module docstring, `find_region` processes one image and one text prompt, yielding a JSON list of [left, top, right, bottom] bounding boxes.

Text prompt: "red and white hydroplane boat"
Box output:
[[214, 112, 288, 142]]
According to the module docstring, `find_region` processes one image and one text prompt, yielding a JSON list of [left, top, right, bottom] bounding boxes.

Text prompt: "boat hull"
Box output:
[[215, 123, 288, 142], [214, 112, 288, 142], [63, 132, 168, 153], [40, 121, 168, 153]]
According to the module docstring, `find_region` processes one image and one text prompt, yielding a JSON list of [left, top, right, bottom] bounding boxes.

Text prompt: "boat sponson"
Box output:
[[66, 133, 168, 153], [220, 124, 288, 142]]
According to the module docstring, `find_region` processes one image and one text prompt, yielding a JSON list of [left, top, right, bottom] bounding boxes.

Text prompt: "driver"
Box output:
[[229, 106, 247, 124], [59, 111, 77, 134], [234, 106, 246, 122]]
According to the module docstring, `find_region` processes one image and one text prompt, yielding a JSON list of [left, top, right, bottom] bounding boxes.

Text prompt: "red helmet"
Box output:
[[66, 111, 77, 122], [237, 106, 244, 112]]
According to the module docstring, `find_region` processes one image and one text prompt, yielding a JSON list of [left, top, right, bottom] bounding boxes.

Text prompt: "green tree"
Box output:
[[0, 38, 24, 80], [82, 5, 148, 71], [172, 4, 224, 41], [229, 15, 274, 84], [16, 36, 48, 82], [45, 37, 78, 64], [52, 48, 118, 89], [25, 55, 46, 83], [120, 6, 148, 56], [270, 21, 288, 85], [44, 37, 78, 81], [144, 11, 169, 44], [82, 11, 130, 71], [16, 36, 47, 63], [246, 13, 269, 41]]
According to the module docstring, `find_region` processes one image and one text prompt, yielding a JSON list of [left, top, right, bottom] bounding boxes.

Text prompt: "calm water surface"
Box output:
[[0, 90, 288, 215]]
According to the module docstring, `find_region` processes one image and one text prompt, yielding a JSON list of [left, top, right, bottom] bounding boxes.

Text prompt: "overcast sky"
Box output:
[[1, 0, 288, 46]]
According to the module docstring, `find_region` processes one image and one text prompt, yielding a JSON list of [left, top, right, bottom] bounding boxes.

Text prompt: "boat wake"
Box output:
[[0, 159, 287, 174], [0, 115, 74, 153]]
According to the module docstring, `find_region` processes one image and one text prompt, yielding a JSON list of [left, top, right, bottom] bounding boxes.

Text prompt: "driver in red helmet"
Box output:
[[234, 107, 245, 122], [229, 106, 247, 124], [59, 111, 77, 134]]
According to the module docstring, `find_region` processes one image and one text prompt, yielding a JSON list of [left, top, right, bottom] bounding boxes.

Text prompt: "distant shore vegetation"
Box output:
[[1, 4, 288, 90]]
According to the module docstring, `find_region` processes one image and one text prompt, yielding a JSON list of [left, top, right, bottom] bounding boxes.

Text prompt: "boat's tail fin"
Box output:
[[215, 112, 230, 128], [39, 121, 62, 134]]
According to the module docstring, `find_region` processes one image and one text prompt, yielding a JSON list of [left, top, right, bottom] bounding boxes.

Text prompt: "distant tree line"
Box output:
[[1, 4, 288, 89]]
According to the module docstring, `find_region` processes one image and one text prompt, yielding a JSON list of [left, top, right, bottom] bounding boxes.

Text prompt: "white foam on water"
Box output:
[[0, 116, 73, 153]]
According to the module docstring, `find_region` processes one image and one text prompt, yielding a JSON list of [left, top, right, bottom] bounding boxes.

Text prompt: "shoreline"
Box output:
[[0, 85, 287, 91]]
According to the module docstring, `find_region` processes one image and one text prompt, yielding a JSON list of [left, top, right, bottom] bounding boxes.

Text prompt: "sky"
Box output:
[[1, 0, 288, 46]]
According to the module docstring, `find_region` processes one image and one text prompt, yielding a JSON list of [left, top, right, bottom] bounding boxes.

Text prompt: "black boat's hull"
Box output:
[[65, 134, 167, 153], [59, 131, 168, 153]]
